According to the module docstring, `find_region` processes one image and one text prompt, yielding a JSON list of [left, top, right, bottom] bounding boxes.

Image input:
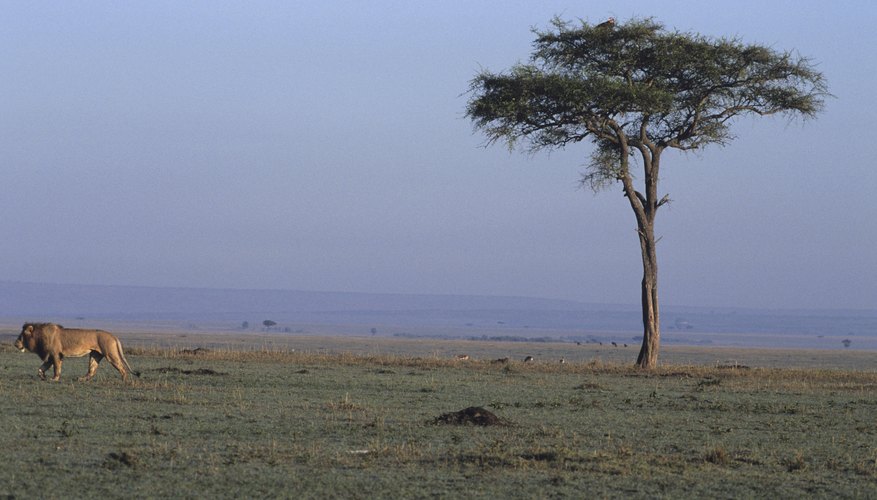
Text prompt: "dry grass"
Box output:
[[1, 333, 875, 498]]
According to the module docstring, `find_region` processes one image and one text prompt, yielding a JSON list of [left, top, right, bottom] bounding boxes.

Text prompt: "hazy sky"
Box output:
[[2, 1, 875, 311]]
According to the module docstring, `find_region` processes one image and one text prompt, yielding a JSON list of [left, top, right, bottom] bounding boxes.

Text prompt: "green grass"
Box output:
[[1, 337, 875, 498]]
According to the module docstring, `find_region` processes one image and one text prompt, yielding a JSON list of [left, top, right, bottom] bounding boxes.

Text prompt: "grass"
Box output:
[[0, 335, 875, 498]]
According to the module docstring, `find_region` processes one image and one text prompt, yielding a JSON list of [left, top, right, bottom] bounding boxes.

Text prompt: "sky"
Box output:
[[2, 1, 875, 311]]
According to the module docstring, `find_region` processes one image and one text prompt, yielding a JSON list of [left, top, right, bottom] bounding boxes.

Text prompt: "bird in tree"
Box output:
[[465, 17, 828, 368], [595, 17, 615, 29]]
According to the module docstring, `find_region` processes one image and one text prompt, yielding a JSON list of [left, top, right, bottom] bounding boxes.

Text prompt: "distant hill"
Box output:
[[0, 281, 597, 317], [1, 281, 874, 349], [0, 280, 638, 329]]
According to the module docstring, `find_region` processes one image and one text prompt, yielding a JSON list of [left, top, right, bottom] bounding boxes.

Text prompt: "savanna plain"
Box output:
[[1, 331, 875, 499]]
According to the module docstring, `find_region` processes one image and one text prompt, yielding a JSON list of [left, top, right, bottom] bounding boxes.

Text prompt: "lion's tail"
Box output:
[[118, 340, 141, 378]]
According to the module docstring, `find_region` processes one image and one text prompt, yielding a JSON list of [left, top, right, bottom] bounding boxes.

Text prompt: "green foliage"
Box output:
[[0, 343, 875, 498], [466, 16, 829, 189]]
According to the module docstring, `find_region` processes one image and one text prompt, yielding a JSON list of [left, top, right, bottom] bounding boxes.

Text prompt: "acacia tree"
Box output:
[[466, 17, 828, 368]]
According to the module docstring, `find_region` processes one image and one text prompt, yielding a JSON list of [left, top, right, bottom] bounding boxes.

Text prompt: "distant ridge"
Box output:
[[1, 281, 874, 350], [0, 281, 599, 317]]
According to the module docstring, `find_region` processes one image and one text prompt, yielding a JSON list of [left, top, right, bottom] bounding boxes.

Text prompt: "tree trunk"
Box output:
[[635, 223, 660, 368], [619, 142, 662, 368]]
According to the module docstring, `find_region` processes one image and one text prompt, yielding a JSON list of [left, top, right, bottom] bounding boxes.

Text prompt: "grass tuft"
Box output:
[[705, 445, 729, 465], [784, 451, 808, 472]]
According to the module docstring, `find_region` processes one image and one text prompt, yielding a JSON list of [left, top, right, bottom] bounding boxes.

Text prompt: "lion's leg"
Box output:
[[38, 359, 52, 380], [106, 353, 128, 381], [83, 352, 103, 381], [51, 354, 62, 381]]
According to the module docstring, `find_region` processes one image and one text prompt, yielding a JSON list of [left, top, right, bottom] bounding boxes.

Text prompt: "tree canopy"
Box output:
[[467, 17, 828, 190]]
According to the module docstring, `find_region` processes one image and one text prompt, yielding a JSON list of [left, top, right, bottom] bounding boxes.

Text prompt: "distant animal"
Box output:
[[455, 354, 470, 361], [492, 357, 510, 364], [595, 17, 615, 29], [523, 356, 534, 363], [611, 342, 618, 347], [559, 358, 566, 364], [14, 323, 139, 381]]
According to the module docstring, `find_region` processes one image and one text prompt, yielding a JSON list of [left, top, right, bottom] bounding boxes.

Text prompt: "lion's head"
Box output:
[[14, 323, 37, 352]]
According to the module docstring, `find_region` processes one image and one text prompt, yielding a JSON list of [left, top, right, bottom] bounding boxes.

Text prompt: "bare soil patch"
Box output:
[[180, 347, 212, 355], [432, 406, 507, 426], [103, 451, 138, 469], [151, 366, 226, 376]]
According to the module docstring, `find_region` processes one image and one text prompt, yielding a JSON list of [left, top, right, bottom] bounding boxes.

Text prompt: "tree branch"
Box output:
[[656, 194, 671, 209]]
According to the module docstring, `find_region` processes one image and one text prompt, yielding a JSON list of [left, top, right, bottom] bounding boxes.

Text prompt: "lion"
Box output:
[[14, 323, 139, 382]]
